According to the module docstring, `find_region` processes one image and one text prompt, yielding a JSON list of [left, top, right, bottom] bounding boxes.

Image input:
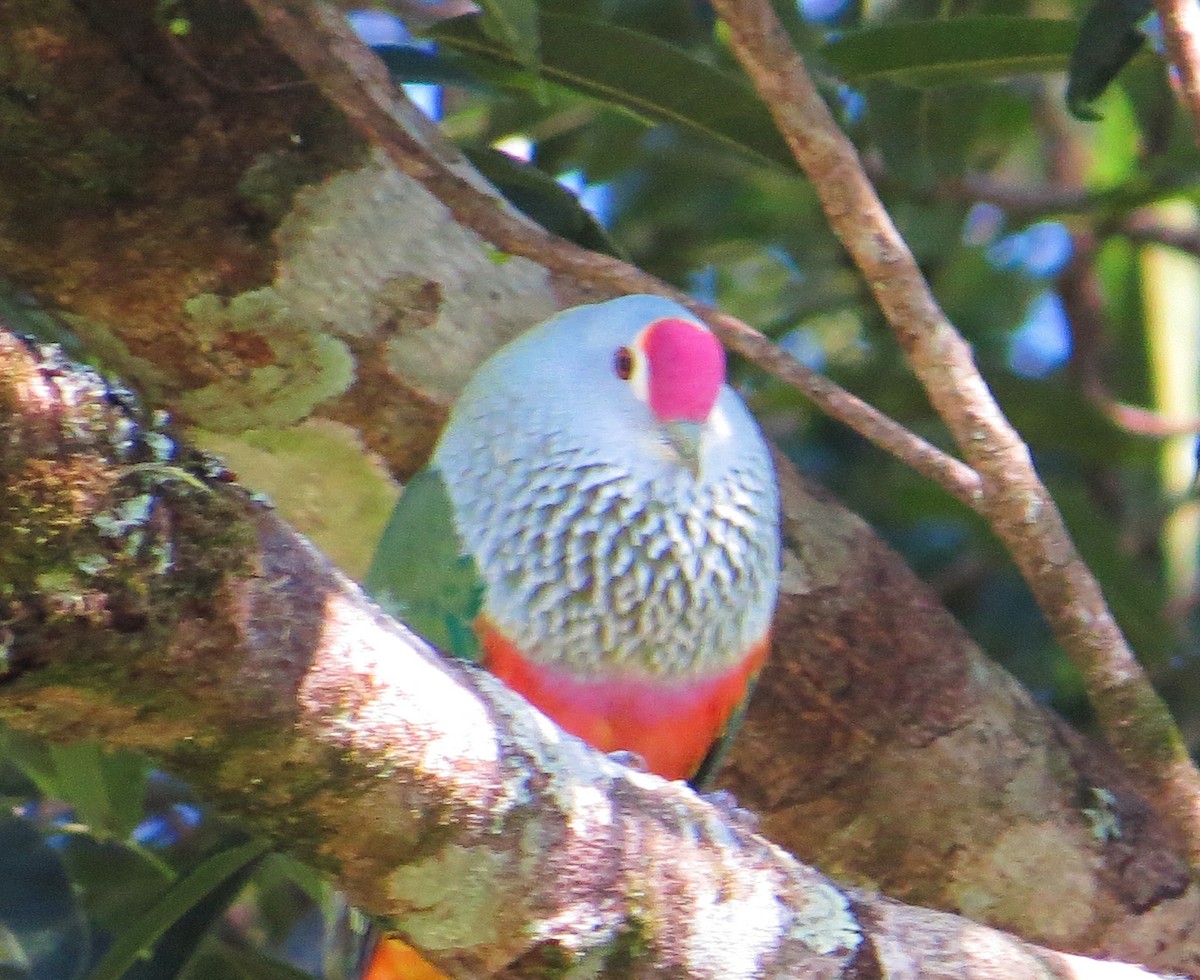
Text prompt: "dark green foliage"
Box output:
[[86, 840, 268, 980], [825, 17, 1079, 86], [476, 0, 540, 69], [0, 731, 305, 980], [430, 11, 796, 170], [463, 145, 622, 255], [374, 46, 485, 89], [1067, 0, 1153, 119], [0, 815, 89, 980]]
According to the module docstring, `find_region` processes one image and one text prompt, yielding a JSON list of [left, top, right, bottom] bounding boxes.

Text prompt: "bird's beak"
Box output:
[[663, 420, 703, 476]]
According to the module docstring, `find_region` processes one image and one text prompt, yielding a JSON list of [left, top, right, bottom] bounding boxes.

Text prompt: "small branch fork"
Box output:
[[243, 0, 1200, 862], [708, 0, 1200, 866]]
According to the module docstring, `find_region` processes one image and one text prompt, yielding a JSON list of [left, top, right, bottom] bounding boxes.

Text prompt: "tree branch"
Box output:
[[1154, 0, 1200, 140], [1060, 231, 1200, 438], [707, 0, 1200, 868], [865, 165, 1097, 220], [1124, 212, 1200, 260], [2, 327, 1181, 979], [242, 0, 984, 511], [5, 3, 1200, 971]]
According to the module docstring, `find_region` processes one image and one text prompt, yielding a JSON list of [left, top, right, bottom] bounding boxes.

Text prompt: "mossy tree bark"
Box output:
[[1, 1, 1198, 976], [0, 324, 1178, 980]]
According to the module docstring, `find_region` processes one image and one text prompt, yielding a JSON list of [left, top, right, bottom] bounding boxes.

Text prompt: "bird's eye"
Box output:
[[614, 346, 634, 380]]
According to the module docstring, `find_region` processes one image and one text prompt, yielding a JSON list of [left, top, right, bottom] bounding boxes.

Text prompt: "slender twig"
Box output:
[[245, 0, 984, 509], [707, 310, 982, 504], [1101, 219, 1200, 434], [900, 169, 1095, 219], [872, 164, 1200, 224], [709, 0, 1200, 865], [1100, 400, 1200, 436], [1155, 0, 1200, 141], [1124, 213, 1200, 259], [164, 31, 314, 93], [1059, 232, 1200, 437]]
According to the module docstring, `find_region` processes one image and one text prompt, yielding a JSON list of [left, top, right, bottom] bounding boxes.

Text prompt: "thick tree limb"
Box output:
[[708, 0, 1200, 871], [0, 326, 1182, 980], [729, 456, 1200, 973], [233, 0, 1200, 869]]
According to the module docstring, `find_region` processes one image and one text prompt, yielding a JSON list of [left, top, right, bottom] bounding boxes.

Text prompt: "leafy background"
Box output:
[[6, 0, 1200, 975]]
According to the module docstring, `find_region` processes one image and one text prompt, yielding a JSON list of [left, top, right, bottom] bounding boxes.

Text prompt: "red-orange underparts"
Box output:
[[478, 618, 769, 781]]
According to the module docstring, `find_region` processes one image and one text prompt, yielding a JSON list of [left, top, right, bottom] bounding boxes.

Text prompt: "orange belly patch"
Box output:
[[364, 935, 449, 980], [477, 619, 769, 781]]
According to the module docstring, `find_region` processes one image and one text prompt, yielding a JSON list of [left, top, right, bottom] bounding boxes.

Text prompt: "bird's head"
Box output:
[[443, 295, 744, 483], [612, 314, 726, 474]]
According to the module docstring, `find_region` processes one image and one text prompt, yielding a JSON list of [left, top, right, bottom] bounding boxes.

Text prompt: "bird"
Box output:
[[361, 295, 780, 979], [365, 293, 781, 785]]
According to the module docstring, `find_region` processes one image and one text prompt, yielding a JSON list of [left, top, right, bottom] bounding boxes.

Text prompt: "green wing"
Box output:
[[365, 466, 484, 662]]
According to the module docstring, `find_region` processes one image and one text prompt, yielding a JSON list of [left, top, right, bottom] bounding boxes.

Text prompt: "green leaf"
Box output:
[[0, 758, 38, 800], [55, 837, 172, 936], [824, 17, 1080, 86], [0, 729, 61, 802], [0, 815, 91, 980], [373, 46, 489, 90], [769, 0, 814, 47], [0, 281, 89, 359], [47, 743, 149, 841], [85, 839, 269, 980], [180, 943, 316, 980], [254, 853, 329, 909], [430, 12, 795, 170], [1066, 0, 1152, 120], [463, 145, 621, 255], [0, 732, 149, 842], [477, 0, 539, 70]]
